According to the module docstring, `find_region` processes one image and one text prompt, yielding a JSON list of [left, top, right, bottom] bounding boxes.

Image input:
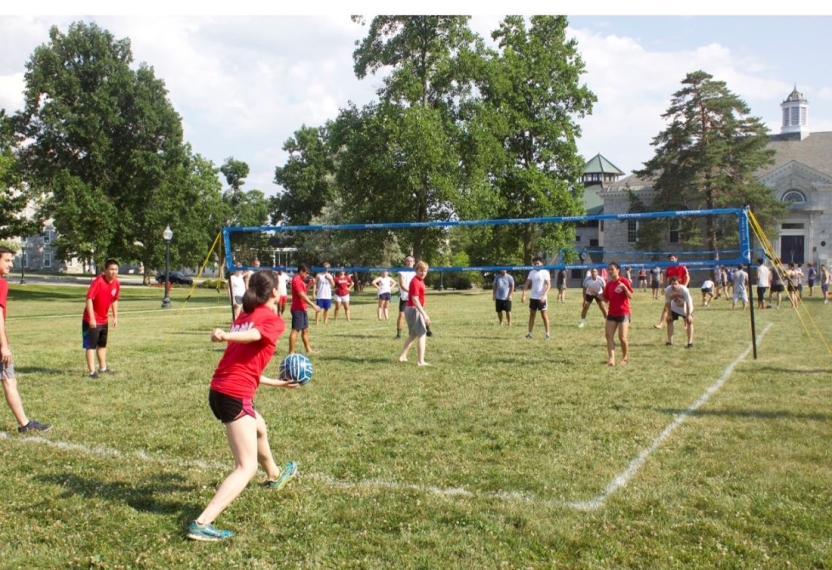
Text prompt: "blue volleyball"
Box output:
[[279, 353, 313, 386]]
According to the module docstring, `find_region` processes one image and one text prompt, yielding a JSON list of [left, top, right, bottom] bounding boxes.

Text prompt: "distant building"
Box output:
[[16, 223, 85, 274], [596, 85, 832, 269]]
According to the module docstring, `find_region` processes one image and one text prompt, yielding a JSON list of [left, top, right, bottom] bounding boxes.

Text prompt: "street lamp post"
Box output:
[[161, 225, 173, 309], [19, 239, 26, 285]]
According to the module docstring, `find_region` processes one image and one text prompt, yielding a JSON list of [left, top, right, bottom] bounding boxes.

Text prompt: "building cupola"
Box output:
[[780, 85, 809, 139]]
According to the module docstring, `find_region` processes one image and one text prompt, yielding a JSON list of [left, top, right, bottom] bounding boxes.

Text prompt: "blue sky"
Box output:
[[2, 8, 831, 197]]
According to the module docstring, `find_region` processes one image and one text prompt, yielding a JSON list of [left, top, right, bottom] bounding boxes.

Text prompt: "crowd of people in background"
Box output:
[[217, 250, 828, 374]]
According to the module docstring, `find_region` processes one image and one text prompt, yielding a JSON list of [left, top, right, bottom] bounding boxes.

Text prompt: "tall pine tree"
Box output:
[[635, 70, 785, 252]]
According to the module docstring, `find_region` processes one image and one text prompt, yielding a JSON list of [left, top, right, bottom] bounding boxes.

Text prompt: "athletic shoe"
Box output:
[[665, 342, 672, 347], [524, 333, 533, 339], [88, 371, 99, 379], [263, 461, 297, 491], [18, 419, 52, 433], [578, 321, 585, 328], [186, 521, 234, 542], [686, 343, 694, 349], [545, 332, 551, 340]]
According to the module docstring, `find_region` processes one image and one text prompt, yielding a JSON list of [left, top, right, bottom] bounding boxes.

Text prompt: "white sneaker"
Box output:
[[545, 332, 551, 340], [525, 333, 533, 339], [578, 320, 585, 328]]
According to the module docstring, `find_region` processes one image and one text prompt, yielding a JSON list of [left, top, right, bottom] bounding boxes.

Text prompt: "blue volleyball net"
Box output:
[[222, 207, 752, 276]]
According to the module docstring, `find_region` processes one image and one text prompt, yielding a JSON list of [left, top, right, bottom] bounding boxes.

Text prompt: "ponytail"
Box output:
[[242, 270, 278, 314]]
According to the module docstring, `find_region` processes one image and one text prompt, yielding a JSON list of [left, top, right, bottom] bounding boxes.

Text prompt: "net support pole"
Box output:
[[743, 206, 758, 360]]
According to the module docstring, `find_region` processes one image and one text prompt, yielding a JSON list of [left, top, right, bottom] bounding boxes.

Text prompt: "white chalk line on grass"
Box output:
[[569, 322, 774, 511], [0, 325, 772, 510]]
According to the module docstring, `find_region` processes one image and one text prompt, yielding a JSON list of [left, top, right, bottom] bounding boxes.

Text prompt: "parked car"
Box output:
[[155, 271, 194, 285]]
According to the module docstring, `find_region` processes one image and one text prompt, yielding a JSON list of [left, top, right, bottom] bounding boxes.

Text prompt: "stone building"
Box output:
[[589, 86, 832, 270]]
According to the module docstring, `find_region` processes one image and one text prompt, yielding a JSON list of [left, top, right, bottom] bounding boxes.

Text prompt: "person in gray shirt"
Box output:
[[492, 269, 515, 326]]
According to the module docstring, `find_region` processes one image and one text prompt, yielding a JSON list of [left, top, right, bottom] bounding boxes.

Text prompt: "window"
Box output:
[[43, 252, 52, 268], [42, 232, 51, 244], [668, 219, 681, 243], [783, 108, 790, 126], [801, 107, 807, 124], [627, 220, 639, 243], [589, 239, 599, 247], [574, 235, 581, 242], [782, 190, 806, 203], [791, 107, 800, 125], [782, 223, 805, 230], [571, 269, 583, 280]]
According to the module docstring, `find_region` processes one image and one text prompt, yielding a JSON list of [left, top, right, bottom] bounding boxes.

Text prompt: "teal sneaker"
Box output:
[[263, 461, 297, 491], [186, 521, 234, 541]]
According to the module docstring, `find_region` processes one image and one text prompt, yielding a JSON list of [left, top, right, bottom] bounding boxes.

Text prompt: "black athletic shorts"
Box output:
[[528, 298, 547, 312], [209, 389, 256, 423], [495, 299, 512, 313], [82, 321, 108, 350], [606, 314, 630, 323]]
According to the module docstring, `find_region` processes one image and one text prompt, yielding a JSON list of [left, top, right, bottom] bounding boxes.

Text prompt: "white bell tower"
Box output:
[[780, 85, 809, 139]]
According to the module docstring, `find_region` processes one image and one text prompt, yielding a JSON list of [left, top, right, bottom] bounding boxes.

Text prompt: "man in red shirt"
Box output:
[[288, 264, 321, 354], [398, 261, 431, 366], [83, 259, 120, 379], [0, 246, 52, 432], [655, 254, 689, 328]]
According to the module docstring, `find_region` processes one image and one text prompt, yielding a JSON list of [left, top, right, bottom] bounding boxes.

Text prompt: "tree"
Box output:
[[635, 70, 785, 252], [14, 21, 188, 270], [0, 110, 40, 239], [475, 16, 596, 264], [350, 16, 481, 260], [217, 157, 270, 266], [271, 125, 336, 226]]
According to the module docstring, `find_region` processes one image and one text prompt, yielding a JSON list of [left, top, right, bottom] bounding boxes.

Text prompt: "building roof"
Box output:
[[583, 153, 625, 176], [764, 131, 832, 178]]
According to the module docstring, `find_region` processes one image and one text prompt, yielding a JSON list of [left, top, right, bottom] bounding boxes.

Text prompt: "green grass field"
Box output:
[[0, 281, 830, 569]]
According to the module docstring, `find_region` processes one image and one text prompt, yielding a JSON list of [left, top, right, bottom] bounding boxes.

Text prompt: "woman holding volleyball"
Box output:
[[187, 270, 299, 542]]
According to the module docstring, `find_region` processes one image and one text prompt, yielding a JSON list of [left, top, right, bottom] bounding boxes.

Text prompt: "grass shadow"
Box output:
[[34, 472, 200, 516]]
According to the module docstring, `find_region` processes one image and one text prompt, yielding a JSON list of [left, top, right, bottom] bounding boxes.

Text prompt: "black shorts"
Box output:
[[291, 309, 308, 331], [771, 284, 784, 293], [528, 298, 547, 312], [209, 390, 256, 424], [82, 321, 108, 350], [584, 294, 602, 304], [399, 299, 408, 312], [670, 312, 688, 321], [651, 281, 659, 289], [606, 314, 630, 323], [495, 299, 512, 313], [756, 287, 768, 301], [701, 287, 713, 295]]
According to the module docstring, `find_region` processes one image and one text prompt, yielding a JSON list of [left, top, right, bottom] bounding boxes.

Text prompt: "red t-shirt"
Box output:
[[83, 275, 120, 324], [334, 275, 353, 297], [407, 275, 426, 308], [210, 305, 285, 399], [665, 264, 689, 285], [0, 278, 8, 322], [291, 274, 308, 311], [603, 277, 633, 317]]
